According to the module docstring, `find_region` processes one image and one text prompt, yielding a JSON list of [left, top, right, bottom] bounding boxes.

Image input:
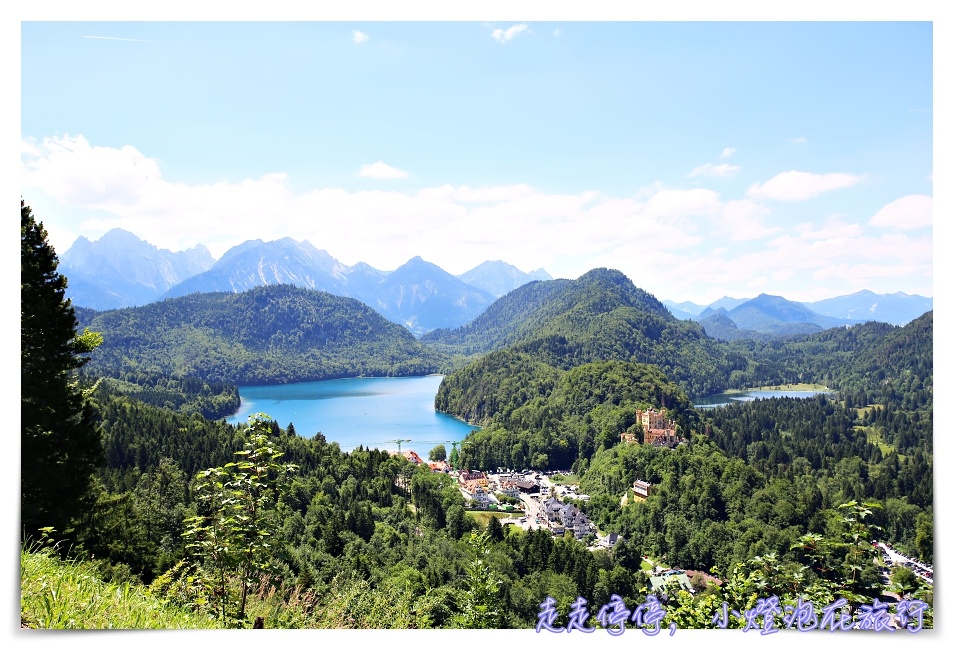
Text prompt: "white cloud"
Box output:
[[719, 200, 778, 241], [21, 135, 296, 256], [690, 228, 932, 302], [720, 147, 736, 158], [746, 170, 864, 202], [491, 24, 528, 43], [356, 161, 408, 179], [21, 134, 163, 207], [794, 217, 864, 241], [450, 184, 538, 203], [642, 188, 722, 222], [868, 194, 933, 230], [20, 136, 931, 304], [21, 138, 735, 276], [687, 163, 740, 178], [791, 136, 807, 144], [353, 31, 369, 44]]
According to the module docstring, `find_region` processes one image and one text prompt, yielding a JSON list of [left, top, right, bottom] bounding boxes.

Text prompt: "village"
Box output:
[[395, 404, 936, 602], [397, 407, 683, 541], [392, 407, 725, 596]]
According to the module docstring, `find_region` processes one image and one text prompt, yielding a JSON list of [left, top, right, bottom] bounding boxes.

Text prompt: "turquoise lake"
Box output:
[[226, 375, 478, 452], [693, 389, 834, 409]]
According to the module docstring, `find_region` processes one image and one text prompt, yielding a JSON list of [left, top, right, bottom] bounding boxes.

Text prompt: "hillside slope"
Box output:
[[78, 284, 444, 385], [427, 268, 742, 397]]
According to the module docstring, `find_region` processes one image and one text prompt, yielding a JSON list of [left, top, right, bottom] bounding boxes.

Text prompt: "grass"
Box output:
[[855, 405, 877, 419], [858, 424, 899, 457], [548, 473, 580, 485], [466, 511, 512, 528], [20, 546, 219, 629]]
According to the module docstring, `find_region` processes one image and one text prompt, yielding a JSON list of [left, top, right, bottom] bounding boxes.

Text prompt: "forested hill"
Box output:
[[424, 269, 671, 353], [727, 311, 932, 409], [76, 284, 445, 385], [440, 358, 699, 471], [426, 268, 743, 398]]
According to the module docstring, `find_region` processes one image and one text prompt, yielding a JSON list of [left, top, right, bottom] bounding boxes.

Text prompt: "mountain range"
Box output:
[[663, 289, 932, 337], [60, 229, 551, 336], [60, 228, 930, 339]]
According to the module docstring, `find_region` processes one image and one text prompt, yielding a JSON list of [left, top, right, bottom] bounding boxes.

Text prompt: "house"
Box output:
[[462, 479, 489, 495], [598, 532, 623, 548], [538, 495, 597, 539], [473, 489, 491, 508], [458, 469, 488, 490], [621, 408, 682, 447], [649, 571, 695, 595], [633, 480, 652, 498], [572, 519, 593, 539], [428, 460, 451, 473], [557, 502, 596, 539], [513, 479, 537, 493], [402, 450, 425, 465], [498, 481, 521, 498], [543, 497, 564, 520], [461, 482, 492, 508]]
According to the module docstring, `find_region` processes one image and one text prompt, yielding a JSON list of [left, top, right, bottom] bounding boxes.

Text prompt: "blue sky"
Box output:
[[18, 13, 938, 305]]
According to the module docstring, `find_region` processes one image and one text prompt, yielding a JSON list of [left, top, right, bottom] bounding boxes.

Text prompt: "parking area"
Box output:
[[877, 542, 934, 585]]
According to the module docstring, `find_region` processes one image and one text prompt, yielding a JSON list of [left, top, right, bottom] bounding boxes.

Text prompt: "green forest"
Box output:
[[21, 201, 933, 630]]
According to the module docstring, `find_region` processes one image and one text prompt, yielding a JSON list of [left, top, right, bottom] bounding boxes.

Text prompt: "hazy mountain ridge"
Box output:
[[162, 238, 350, 299], [61, 231, 549, 336], [360, 257, 497, 336], [728, 293, 850, 332], [457, 260, 554, 298], [665, 291, 932, 339], [60, 229, 930, 339], [60, 228, 214, 310], [802, 290, 933, 326]]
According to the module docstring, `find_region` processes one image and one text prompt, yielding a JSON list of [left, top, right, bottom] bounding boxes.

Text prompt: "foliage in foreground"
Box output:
[[182, 416, 297, 626], [20, 545, 218, 629]]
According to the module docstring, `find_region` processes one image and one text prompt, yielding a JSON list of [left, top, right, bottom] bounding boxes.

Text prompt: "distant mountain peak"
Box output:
[[59, 228, 215, 310], [99, 227, 150, 244], [802, 290, 932, 326], [457, 260, 554, 298]]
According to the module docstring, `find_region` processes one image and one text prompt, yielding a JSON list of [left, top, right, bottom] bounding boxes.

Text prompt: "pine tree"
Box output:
[[21, 200, 104, 540], [486, 513, 504, 542]]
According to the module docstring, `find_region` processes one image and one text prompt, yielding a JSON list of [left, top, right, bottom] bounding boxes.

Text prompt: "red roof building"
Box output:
[[402, 450, 425, 465]]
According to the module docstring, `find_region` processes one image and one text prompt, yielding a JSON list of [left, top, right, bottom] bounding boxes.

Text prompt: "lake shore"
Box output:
[[720, 382, 830, 394]]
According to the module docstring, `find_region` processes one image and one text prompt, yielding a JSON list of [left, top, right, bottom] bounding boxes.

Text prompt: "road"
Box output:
[[877, 542, 934, 585]]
